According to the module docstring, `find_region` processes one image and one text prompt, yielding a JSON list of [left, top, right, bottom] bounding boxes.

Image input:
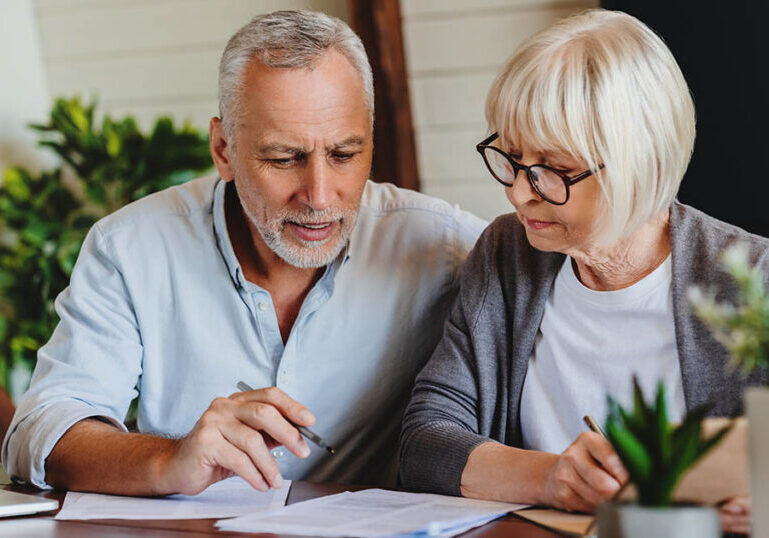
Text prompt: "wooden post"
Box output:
[[348, 0, 420, 191]]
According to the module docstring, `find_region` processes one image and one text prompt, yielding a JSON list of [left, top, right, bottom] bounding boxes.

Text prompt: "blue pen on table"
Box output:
[[237, 381, 335, 455]]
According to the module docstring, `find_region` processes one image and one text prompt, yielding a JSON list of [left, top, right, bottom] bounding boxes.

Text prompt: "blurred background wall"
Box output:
[[3, 0, 598, 222], [0, 1, 53, 173]]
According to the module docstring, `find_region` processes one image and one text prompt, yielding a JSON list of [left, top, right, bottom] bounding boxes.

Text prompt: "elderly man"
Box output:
[[2, 10, 485, 495]]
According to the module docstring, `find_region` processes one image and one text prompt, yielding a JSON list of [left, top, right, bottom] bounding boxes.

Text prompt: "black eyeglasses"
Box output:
[[476, 132, 604, 205]]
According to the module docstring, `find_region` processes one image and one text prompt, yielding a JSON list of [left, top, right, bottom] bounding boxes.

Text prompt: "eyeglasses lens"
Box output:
[[484, 149, 516, 184], [529, 166, 567, 204], [483, 147, 568, 204]]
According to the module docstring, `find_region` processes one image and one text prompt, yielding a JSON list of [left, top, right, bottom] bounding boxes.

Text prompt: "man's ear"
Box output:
[[209, 117, 235, 182]]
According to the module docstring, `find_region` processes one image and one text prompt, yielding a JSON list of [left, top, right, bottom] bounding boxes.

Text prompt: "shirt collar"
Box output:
[[211, 177, 351, 291], [212, 178, 243, 288]]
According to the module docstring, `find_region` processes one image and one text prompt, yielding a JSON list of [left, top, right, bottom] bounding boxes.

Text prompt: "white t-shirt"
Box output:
[[520, 255, 685, 454]]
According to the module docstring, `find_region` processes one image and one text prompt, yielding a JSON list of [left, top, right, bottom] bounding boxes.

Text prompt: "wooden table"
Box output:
[[0, 481, 561, 537]]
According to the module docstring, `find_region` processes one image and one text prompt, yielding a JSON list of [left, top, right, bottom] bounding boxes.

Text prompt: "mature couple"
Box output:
[[3, 8, 766, 534]]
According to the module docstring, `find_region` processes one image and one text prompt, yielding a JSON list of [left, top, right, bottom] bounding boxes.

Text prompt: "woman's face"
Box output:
[[503, 141, 603, 255]]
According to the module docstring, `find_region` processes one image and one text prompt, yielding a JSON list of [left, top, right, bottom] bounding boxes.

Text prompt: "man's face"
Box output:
[[221, 50, 373, 269]]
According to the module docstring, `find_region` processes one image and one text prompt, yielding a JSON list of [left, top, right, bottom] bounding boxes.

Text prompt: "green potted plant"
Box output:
[[689, 242, 769, 537], [0, 96, 212, 405], [596, 378, 731, 538]]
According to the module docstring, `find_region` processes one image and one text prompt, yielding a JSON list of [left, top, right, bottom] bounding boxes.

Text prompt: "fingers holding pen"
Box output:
[[218, 418, 284, 489], [561, 436, 621, 504], [544, 432, 628, 513], [232, 386, 316, 427], [167, 389, 321, 495], [580, 431, 629, 485], [213, 437, 271, 492], [232, 401, 311, 459], [232, 385, 331, 457]]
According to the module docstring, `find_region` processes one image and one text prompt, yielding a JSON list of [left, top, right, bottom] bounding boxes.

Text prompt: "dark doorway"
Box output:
[[601, 1, 768, 236]]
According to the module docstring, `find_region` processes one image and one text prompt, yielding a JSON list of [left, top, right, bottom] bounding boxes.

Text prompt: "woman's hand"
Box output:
[[719, 496, 750, 535], [542, 432, 629, 512]]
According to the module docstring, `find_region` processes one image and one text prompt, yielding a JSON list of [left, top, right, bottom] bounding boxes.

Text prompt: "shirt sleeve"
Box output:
[[2, 222, 142, 489], [399, 225, 497, 496], [448, 207, 488, 282]]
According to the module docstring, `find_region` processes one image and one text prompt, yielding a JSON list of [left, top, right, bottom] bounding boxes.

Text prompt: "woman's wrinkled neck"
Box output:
[[566, 212, 671, 291]]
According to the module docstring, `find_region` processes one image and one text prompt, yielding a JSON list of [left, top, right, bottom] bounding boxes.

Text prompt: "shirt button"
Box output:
[[271, 448, 286, 458], [257, 302, 268, 311]]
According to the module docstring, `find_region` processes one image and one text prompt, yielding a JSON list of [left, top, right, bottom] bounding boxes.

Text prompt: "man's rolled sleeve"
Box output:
[[4, 401, 128, 489], [2, 221, 142, 488]]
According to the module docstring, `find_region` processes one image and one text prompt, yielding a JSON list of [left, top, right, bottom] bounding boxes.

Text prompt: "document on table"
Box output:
[[216, 488, 529, 537], [513, 508, 595, 537], [55, 477, 290, 520]]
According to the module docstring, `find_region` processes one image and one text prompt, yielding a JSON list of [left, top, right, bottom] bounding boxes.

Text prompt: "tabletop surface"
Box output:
[[0, 481, 561, 537]]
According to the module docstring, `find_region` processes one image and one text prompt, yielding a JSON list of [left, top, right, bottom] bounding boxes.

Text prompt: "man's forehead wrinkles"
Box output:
[[328, 137, 365, 150], [257, 144, 306, 154], [259, 101, 360, 113], [252, 131, 368, 153]]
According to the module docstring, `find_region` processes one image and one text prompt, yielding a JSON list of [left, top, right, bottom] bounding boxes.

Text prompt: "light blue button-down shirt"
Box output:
[[2, 176, 486, 489]]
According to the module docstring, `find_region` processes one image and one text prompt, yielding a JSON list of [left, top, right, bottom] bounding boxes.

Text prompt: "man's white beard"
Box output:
[[247, 205, 358, 269]]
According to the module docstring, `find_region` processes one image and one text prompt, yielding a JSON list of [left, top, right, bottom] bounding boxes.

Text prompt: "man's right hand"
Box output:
[[159, 386, 315, 495]]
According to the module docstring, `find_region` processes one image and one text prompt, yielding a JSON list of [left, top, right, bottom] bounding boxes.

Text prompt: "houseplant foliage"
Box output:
[[0, 97, 212, 392], [604, 378, 731, 507], [688, 242, 769, 374]]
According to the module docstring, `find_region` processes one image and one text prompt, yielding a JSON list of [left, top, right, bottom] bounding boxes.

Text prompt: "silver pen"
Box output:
[[237, 381, 335, 455]]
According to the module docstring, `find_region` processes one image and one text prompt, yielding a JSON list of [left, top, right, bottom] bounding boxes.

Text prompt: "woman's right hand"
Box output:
[[541, 431, 629, 512]]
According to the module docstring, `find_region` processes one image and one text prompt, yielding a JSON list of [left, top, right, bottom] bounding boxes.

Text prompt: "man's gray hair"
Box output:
[[218, 10, 374, 142]]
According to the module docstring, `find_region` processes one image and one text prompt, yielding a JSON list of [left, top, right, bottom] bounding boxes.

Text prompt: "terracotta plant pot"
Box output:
[[596, 502, 719, 538]]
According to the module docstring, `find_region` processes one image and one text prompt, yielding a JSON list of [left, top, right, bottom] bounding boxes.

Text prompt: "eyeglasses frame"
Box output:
[[475, 132, 604, 205]]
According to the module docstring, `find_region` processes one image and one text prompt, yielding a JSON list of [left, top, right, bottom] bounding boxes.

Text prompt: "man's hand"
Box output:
[[159, 386, 315, 495], [542, 432, 629, 512]]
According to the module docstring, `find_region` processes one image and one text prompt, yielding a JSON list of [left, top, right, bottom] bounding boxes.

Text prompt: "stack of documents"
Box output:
[[55, 477, 290, 520], [216, 488, 528, 537]]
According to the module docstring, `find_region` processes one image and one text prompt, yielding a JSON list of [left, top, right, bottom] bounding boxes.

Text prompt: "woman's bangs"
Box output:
[[493, 50, 599, 166]]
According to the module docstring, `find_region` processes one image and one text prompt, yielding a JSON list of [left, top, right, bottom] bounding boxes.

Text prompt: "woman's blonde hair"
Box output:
[[486, 9, 695, 245]]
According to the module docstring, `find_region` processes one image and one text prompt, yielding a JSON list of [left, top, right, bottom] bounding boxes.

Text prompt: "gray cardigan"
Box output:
[[399, 201, 769, 496]]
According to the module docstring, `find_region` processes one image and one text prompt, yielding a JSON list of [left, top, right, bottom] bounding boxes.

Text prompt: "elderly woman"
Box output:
[[399, 9, 766, 532]]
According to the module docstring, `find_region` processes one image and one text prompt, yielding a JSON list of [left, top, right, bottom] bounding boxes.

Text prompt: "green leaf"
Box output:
[[70, 105, 89, 132], [654, 382, 671, 464], [606, 420, 652, 482], [632, 376, 652, 425], [104, 125, 122, 157], [2, 168, 32, 202], [604, 380, 732, 508]]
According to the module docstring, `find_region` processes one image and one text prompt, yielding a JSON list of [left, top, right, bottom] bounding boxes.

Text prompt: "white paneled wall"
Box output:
[[401, 0, 598, 221], [33, 0, 348, 131], [0, 0, 52, 173]]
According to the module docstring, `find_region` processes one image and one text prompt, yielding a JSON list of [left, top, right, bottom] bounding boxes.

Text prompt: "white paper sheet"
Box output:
[[55, 477, 290, 520], [216, 488, 529, 537]]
